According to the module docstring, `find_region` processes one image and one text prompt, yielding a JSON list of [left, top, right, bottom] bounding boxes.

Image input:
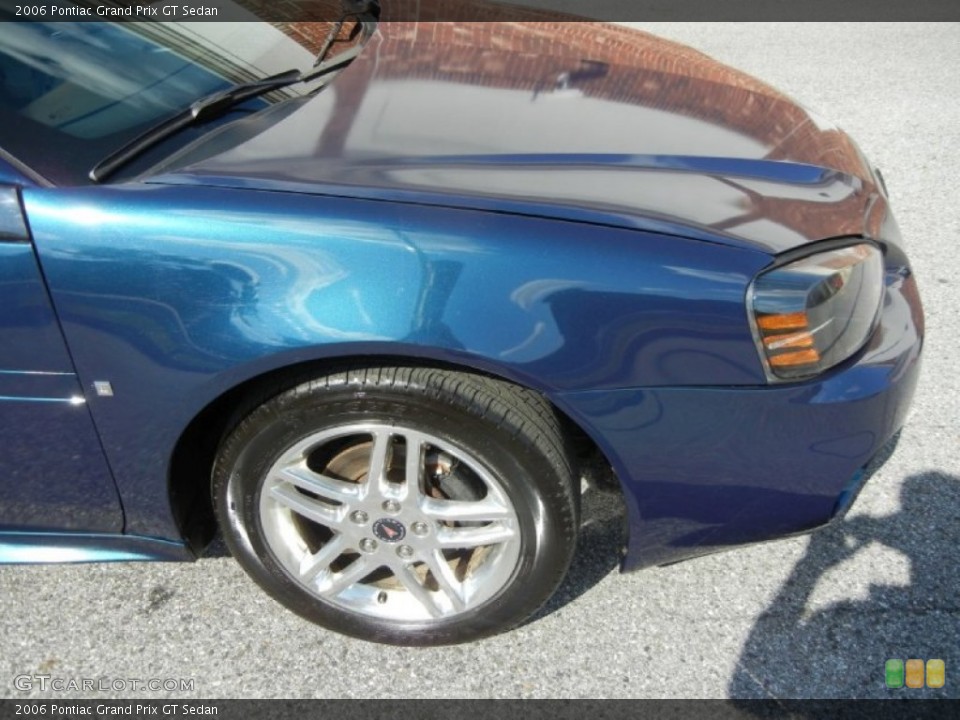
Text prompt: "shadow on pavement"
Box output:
[[729, 470, 959, 700]]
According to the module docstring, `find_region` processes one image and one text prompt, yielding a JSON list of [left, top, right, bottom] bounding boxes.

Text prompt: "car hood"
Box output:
[[155, 22, 887, 255]]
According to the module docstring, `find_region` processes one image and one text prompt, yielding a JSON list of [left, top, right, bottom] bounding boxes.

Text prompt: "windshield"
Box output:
[[0, 13, 317, 184]]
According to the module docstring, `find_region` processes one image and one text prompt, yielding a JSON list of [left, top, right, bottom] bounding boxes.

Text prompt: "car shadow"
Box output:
[[728, 469, 959, 700]]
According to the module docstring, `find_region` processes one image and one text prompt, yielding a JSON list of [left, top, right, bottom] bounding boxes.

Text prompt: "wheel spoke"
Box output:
[[318, 555, 377, 596], [298, 534, 348, 582], [436, 522, 515, 549], [269, 484, 346, 528], [420, 495, 511, 523], [276, 464, 360, 505], [405, 432, 423, 496], [367, 429, 393, 499], [423, 550, 467, 613], [391, 561, 444, 618]]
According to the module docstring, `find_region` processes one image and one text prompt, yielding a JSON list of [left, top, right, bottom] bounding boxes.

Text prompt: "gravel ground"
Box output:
[[2, 22, 958, 700]]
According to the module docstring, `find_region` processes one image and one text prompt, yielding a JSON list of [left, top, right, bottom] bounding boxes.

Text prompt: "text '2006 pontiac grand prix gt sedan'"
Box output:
[[0, 6, 923, 644]]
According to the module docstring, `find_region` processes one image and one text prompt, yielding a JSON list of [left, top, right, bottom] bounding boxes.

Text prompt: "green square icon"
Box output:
[[886, 659, 905, 688]]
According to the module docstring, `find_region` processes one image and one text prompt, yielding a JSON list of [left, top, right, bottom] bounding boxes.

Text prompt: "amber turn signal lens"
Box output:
[[768, 349, 821, 368], [757, 312, 809, 331]]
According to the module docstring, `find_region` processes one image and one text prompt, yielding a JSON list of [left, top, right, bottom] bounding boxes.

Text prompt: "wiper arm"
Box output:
[[89, 11, 377, 184], [314, 0, 381, 67], [301, 9, 378, 83]]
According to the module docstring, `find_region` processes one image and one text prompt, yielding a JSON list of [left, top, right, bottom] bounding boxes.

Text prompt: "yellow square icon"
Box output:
[[905, 659, 925, 688], [926, 659, 945, 689]]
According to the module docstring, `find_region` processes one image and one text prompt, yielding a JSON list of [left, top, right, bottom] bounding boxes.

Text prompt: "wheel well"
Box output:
[[168, 357, 617, 555]]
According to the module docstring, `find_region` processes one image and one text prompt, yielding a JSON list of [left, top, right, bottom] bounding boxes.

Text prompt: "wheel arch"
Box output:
[[168, 351, 622, 556]]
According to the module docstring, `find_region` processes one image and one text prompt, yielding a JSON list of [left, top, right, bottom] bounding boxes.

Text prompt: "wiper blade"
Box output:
[[89, 69, 304, 183], [89, 12, 377, 184]]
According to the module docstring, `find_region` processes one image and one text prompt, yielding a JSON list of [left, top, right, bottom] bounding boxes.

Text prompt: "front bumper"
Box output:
[[557, 269, 923, 570]]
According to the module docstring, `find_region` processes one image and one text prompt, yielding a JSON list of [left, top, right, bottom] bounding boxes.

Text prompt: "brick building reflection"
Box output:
[[236, 1, 885, 244]]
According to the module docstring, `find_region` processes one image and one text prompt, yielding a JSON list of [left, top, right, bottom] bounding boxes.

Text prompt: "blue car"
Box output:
[[0, 11, 923, 645]]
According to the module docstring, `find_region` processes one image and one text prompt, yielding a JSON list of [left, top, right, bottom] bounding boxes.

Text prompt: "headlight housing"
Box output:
[[748, 242, 884, 382]]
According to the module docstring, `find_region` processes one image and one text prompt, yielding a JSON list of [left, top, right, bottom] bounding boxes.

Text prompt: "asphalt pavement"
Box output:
[[2, 22, 958, 700]]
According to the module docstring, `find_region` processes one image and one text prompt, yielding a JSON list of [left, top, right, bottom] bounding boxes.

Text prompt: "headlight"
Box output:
[[748, 242, 884, 382]]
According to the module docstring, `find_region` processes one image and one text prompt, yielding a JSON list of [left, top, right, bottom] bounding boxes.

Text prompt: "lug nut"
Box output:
[[411, 521, 429, 536], [382, 500, 401, 514], [359, 538, 378, 553], [396, 545, 414, 560], [350, 510, 369, 524]]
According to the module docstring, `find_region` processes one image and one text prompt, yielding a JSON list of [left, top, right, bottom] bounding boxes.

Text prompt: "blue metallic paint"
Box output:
[[163, 153, 871, 256], [0, 243, 77, 373], [559, 269, 922, 569], [23, 183, 771, 542], [0, 200, 122, 533], [0, 369, 80, 401], [0, 20, 924, 572]]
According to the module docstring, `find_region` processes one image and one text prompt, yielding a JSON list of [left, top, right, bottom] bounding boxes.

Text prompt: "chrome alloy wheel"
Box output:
[[259, 423, 522, 622]]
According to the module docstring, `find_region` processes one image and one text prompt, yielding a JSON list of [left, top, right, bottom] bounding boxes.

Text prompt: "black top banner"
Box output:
[[1, 0, 958, 22]]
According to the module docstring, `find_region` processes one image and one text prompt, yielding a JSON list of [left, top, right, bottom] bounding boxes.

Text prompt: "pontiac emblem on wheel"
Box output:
[[372, 518, 406, 543]]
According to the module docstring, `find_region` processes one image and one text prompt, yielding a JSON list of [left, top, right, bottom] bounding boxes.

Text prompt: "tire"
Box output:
[[212, 366, 579, 645]]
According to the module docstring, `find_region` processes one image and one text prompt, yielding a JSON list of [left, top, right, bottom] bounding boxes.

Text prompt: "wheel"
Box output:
[[212, 366, 578, 645]]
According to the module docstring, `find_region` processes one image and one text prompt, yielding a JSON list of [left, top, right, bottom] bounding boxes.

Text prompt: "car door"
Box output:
[[0, 185, 122, 533]]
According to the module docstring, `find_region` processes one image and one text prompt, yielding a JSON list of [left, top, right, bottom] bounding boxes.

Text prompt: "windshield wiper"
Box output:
[[89, 12, 377, 184], [314, 0, 380, 67]]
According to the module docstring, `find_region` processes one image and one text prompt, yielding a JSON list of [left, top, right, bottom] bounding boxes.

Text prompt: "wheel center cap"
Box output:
[[372, 517, 406, 543]]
